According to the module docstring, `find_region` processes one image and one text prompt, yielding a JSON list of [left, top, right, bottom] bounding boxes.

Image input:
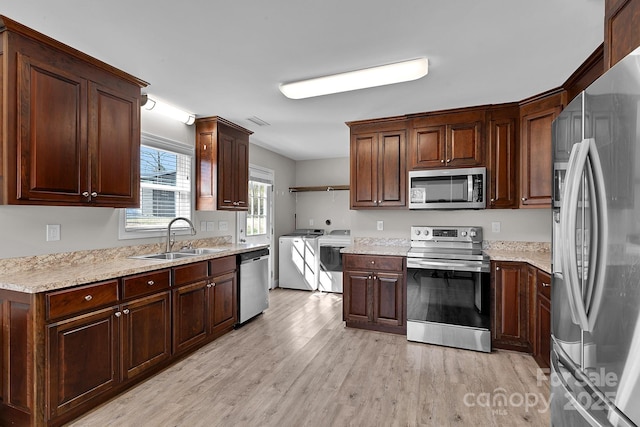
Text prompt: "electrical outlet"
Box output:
[[309, 219, 314, 226], [377, 220, 384, 231], [46, 224, 61, 241], [200, 221, 207, 232], [206, 221, 215, 232], [219, 221, 228, 231], [492, 222, 501, 233]]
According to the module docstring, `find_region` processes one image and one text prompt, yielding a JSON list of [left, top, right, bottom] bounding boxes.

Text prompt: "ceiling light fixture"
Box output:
[[141, 94, 196, 125], [279, 57, 429, 100]]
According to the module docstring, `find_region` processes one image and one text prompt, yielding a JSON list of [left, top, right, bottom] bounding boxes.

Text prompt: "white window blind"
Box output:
[[124, 136, 192, 233]]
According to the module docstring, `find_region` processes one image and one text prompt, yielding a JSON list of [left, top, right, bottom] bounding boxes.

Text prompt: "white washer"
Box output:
[[318, 230, 351, 293], [278, 229, 324, 291]]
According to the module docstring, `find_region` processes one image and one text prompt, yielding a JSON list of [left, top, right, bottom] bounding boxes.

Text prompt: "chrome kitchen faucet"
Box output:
[[166, 217, 197, 253]]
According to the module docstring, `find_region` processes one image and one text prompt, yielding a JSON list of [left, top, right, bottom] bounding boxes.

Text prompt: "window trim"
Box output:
[[118, 132, 195, 240]]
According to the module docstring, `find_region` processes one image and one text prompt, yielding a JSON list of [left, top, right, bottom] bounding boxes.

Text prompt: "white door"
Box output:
[[237, 164, 275, 288]]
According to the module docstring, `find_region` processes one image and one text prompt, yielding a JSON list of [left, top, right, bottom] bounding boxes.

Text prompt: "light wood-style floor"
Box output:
[[68, 289, 550, 426]]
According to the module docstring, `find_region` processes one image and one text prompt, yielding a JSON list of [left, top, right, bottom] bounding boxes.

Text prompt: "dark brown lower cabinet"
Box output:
[[172, 257, 238, 355], [491, 261, 530, 351], [343, 254, 406, 334], [534, 270, 552, 369], [47, 306, 120, 420]]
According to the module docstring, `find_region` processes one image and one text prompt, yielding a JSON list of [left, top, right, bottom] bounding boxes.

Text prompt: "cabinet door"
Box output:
[[377, 130, 406, 207], [527, 266, 538, 354], [210, 271, 237, 336], [373, 272, 404, 327], [172, 280, 209, 354], [233, 137, 249, 210], [535, 270, 552, 369], [16, 53, 88, 204], [217, 131, 236, 210], [605, 0, 640, 69], [487, 117, 518, 208], [47, 306, 119, 419], [88, 82, 140, 207], [410, 126, 446, 168], [195, 122, 217, 211], [343, 270, 372, 322], [350, 132, 379, 208], [492, 261, 528, 349], [121, 292, 171, 381], [446, 120, 484, 167], [520, 106, 561, 207]]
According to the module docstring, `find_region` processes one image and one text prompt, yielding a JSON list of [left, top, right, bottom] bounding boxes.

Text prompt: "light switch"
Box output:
[[377, 220, 384, 231], [492, 222, 501, 233], [200, 221, 207, 232], [219, 221, 228, 231], [46, 224, 61, 241], [206, 221, 215, 231]]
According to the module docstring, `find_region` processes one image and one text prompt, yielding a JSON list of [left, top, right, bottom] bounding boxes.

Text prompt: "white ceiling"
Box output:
[[3, 0, 604, 160]]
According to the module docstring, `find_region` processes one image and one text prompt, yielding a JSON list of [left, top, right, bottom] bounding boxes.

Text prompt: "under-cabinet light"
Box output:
[[279, 57, 429, 99], [142, 94, 195, 125]]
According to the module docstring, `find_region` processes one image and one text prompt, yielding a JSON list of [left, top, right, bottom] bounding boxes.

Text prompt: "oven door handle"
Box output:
[[407, 259, 487, 272]]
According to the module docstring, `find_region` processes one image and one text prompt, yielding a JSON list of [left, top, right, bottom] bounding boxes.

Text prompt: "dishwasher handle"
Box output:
[[238, 248, 270, 263]]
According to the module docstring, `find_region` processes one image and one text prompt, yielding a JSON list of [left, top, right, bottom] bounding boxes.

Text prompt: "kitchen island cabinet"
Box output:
[[343, 254, 406, 334], [195, 116, 252, 211], [0, 15, 147, 208], [347, 117, 407, 209]]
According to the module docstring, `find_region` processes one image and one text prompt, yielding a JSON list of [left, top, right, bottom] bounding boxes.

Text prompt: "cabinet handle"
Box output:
[[147, 280, 155, 286], [206, 283, 213, 288], [491, 198, 495, 202], [223, 200, 232, 203], [123, 309, 130, 315], [237, 201, 246, 205], [84, 295, 93, 301], [82, 191, 90, 197], [233, 201, 239, 206], [496, 266, 500, 271], [115, 311, 122, 317], [521, 197, 526, 201], [542, 282, 550, 288], [440, 160, 445, 163], [91, 192, 98, 198], [446, 159, 451, 163], [371, 261, 375, 264]]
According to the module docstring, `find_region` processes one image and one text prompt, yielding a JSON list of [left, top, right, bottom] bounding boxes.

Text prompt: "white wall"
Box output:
[[293, 157, 551, 242], [0, 110, 234, 259]]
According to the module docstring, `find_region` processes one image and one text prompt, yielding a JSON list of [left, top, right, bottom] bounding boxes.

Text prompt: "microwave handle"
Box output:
[[467, 175, 473, 202]]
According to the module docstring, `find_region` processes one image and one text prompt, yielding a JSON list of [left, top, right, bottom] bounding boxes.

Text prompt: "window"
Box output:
[[120, 133, 193, 238], [247, 180, 269, 236]]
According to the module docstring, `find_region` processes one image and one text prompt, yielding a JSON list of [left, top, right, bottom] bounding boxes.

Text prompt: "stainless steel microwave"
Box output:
[[408, 167, 486, 209]]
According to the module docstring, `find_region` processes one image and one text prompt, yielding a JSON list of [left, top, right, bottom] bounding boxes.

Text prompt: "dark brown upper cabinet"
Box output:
[[605, 0, 640, 69], [195, 116, 252, 211], [408, 109, 485, 169], [0, 16, 147, 208], [487, 104, 519, 209]]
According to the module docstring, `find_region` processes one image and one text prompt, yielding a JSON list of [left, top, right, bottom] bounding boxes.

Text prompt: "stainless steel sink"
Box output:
[[130, 252, 200, 261], [178, 247, 228, 255]]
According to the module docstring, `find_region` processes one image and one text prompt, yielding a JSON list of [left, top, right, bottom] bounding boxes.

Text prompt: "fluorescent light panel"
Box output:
[[279, 57, 428, 100], [142, 95, 195, 125]]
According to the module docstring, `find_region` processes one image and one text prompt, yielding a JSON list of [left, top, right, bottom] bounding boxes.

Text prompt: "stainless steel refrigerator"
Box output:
[[552, 47, 640, 426]]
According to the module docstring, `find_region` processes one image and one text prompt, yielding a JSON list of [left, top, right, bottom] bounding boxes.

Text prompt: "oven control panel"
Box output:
[[410, 226, 483, 243]]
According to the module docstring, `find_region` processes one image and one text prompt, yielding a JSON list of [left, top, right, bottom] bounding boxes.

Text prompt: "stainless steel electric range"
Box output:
[[406, 226, 491, 353]]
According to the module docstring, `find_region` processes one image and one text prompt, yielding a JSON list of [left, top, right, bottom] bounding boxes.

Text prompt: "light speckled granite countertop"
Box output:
[[341, 238, 551, 273], [0, 239, 268, 294]]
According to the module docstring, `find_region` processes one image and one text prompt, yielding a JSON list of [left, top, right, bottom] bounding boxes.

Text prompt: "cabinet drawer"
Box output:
[[537, 270, 552, 300], [122, 269, 171, 300], [209, 256, 236, 277], [173, 261, 209, 286], [47, 280, 119, 321], [343, 255, 404, 272]]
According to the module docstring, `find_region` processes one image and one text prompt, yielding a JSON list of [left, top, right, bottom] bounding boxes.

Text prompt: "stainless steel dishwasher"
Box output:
[[237, 248, 270, 325]]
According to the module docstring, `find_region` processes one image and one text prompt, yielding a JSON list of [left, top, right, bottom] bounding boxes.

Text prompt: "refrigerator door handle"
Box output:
[[552, 343, 636, 427], [561, 140, 590, 329], [585, 138, 609, 331]]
